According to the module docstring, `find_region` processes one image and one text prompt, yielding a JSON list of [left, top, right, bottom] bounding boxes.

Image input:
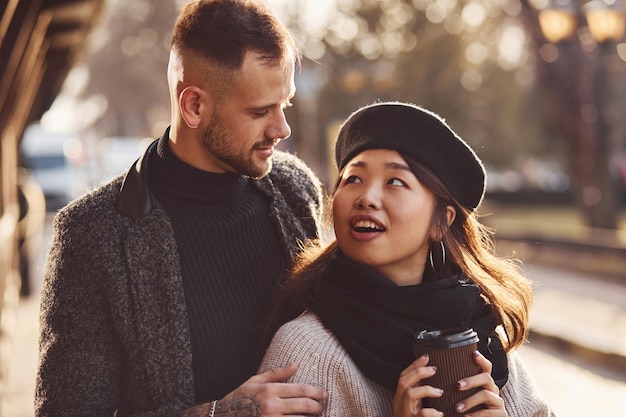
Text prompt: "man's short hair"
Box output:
[[171, 0, 301, 70]]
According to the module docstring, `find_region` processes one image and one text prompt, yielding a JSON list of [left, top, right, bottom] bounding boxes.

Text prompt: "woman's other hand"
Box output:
[[393, 354, 445, 417], [454, 350, 507, 416]]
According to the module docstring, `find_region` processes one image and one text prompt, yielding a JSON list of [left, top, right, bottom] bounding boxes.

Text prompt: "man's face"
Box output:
[[200, 52, 295, 178]]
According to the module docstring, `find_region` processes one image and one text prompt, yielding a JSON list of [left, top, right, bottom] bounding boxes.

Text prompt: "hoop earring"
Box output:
[[429, 241, 446, 275]]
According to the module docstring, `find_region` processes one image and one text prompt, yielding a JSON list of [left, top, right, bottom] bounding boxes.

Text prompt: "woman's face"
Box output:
[[333, 149, 438, 285]]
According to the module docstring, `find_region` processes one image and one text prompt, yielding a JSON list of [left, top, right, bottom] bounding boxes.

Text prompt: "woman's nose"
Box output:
[[355, 188, 381, 209]]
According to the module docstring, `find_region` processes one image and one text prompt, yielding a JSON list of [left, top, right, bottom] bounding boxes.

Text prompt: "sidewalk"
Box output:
[[524, 262, 626, 376], [0, 294, 38, 417]]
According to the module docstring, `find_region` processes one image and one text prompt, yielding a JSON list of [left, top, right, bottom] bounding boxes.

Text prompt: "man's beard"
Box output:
[[200, 112, 273, 179]]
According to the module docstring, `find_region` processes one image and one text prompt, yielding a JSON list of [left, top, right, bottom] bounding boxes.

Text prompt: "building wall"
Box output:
[[0, 0, 104, 400]]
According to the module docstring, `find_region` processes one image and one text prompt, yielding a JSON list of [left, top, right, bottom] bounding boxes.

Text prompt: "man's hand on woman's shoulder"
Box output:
[[182, 363, 327, 417]]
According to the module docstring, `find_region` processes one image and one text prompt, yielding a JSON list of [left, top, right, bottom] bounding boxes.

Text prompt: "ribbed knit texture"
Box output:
[[150, 138, 287, 402], [260, 313, 556, 417]]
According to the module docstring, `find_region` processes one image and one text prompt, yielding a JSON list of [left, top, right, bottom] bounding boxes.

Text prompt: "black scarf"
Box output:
[[312, 254, 508, 392]]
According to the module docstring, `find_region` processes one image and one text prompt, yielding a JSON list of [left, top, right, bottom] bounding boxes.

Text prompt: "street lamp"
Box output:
[[538, 3, 577, 43], [536, 0, 626, 230], [538, 0, 626, 43], [584, 0, 626, 42]]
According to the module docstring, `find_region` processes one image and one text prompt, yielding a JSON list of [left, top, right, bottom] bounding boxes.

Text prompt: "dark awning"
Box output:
[[0, 0, 105, 137]]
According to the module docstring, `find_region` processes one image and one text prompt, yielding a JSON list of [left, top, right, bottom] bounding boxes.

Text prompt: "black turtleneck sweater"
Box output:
[[149, 138, 287, 403]]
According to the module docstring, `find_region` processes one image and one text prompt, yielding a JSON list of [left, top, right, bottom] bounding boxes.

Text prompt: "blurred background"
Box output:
[[1, 0, 626, 416]]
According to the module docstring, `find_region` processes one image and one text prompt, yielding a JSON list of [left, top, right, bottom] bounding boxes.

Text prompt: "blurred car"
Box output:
[[19, 123, 76, 211], [94, 136, 153, 184]]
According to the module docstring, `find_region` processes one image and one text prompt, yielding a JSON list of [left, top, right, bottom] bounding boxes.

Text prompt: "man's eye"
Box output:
[[256, 111, 270, 118]]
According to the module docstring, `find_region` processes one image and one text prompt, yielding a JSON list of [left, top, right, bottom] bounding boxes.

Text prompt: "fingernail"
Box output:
[[456, 380, 467, 389], [473, 350, 481, 357], [455, 402, 465, 412], [428, 366, 437, 373], [436, 388, 444, 395]]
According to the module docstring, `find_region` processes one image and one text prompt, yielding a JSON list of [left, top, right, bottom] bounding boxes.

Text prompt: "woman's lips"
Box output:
[[350, 216, 385, 241]]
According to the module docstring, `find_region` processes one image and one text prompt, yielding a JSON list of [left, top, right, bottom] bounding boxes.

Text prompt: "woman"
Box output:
[[259, 102, 554, 416]]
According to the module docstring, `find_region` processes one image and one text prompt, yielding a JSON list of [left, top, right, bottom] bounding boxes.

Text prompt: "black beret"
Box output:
[[334, 102, 486, 210]]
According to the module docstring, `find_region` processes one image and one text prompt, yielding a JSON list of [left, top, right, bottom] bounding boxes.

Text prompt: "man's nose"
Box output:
[[267, 110, 291, 141]]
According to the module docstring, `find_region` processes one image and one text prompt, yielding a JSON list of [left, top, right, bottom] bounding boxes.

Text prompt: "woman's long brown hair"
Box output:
[[260, 153, 533, 357]]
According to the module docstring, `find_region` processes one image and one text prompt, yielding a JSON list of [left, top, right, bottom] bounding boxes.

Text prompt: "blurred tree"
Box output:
[[287, 0, 564, 184], [79, 0, 178, 139], [284, 0, 624, 229], [517, 0, 626, 230]]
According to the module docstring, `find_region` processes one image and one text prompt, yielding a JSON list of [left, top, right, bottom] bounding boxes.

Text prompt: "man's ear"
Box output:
[[179, 86, 210, 129]]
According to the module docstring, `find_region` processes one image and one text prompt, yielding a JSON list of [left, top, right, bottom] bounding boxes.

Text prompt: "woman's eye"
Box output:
[[389, 178, 406, 187], [343, 175, 362, 185]]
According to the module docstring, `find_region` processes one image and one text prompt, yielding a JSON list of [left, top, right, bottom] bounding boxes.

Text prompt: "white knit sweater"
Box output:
[[259, 312, 555, 417]]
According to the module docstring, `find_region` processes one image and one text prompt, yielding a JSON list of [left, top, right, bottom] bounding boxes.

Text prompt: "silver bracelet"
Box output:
[[209, 400, 217, 417]]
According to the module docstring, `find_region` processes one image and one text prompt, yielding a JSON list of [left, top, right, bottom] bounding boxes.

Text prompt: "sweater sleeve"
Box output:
[[259, 313, 395, 417], [501, 351, 557, 417]]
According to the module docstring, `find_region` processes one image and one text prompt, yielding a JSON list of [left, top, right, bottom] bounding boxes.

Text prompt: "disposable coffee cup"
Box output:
[[413, 328, 482, 416]]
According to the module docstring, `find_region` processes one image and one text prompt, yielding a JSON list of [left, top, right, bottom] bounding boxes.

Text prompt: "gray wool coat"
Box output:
[[35, 139, 324, 417]]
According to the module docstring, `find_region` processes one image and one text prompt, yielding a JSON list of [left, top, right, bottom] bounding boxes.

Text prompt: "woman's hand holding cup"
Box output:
[[393, 354, 445, 417], [453, 350, 507, 416]]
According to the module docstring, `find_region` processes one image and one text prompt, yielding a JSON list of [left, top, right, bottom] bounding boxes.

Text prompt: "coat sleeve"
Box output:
[[501, 351, 557, 417], [35, 206, 125, 417], [259, 313, 394, 417], [266, 152, 326, 241], [35, 195, 191, 417]]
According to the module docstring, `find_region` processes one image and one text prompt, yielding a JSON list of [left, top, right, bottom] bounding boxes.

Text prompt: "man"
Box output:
[[35, 1, 326, 416]]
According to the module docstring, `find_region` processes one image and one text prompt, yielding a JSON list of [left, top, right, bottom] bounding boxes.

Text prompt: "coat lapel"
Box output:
[[118, 204, 195, 406]]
